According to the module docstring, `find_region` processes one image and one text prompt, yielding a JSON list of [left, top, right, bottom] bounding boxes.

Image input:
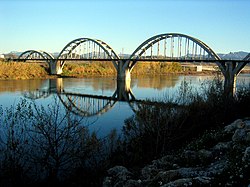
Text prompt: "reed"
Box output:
[[0, 62, 49, 79]]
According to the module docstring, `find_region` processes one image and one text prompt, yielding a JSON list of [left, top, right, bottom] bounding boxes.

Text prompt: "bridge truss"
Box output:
[[126, 33, 221, 70], [18, 50, 54, 62], [56, 38, 120, 70], [243, 53, 250, 61]]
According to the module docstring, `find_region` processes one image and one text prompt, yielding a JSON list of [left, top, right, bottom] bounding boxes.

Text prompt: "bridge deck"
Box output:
[[13, 58, 250, 63]]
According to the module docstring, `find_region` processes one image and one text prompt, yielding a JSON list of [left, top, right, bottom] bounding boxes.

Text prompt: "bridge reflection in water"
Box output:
[[23, 78, 158, 117]]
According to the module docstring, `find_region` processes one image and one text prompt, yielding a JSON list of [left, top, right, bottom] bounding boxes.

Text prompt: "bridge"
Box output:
[[17, 33, 250, 95]]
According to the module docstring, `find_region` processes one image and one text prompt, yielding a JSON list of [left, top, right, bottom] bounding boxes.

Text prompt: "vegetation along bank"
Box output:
[[0, 60, 232, 80]]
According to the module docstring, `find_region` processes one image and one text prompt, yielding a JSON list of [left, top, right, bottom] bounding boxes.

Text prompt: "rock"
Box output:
[[141, 155, 178, 180], [141, 164, 159, 180], [103, 118, 250, 187], [162, 178, 193, 187], [242, 147, 250, 162], [206, 160, 228, 177], [224, 119, 244, 134], [232, 129, 247, 142], [107, 165, 132, 178], [154, 155, 177, 168], [103, 166, 134, 187], [119, 179, 142, 187], [103, 177, 112, 187], [181, 150, 198, 165], [193, 176, 212, 185], [247, 132, 250, 142], [197, 149, 213, 163], [212, 141, 232, 153], [153, 170, 180, 183]]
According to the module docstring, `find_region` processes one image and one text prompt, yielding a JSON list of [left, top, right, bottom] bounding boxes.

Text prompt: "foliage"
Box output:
[[132, 62, 183, 75], [111, 77, 250, 168], [0, 62, 50, 79], [0, 61, 218, 80], [61, 61, 116, 77], [0, 97, 117, 186]]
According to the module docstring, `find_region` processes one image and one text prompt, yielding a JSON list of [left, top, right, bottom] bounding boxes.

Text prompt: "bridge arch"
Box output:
[[23, 90, 51, 100], [56, 38, 120, 72], [18, 50, 54, 62], [57, 93, 117, 117], [126, 33, 221, 70], [243, 53, 250, 61]]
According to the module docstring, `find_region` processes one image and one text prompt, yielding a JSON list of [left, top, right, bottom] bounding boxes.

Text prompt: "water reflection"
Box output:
[[22, 78, 147, 117], [0, 75, 181, 93], [16, 75, 178, 117]]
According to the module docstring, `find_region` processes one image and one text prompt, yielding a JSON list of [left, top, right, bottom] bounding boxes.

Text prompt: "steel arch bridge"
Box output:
[[124, 33, 221, 71], [17, 33, 223, 75], [56, 38, 120, 71], [18, 50, 54, 62], [16, 33, 249, 96]]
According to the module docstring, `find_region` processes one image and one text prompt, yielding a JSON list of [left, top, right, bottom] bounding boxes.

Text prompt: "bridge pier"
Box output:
[[49, 78, 63, 93], [222, 60, 249, 97], [116, 60, 134, 101], [49, 60, 63, 75], [117, 60, 131, 81], [116, 78, 133, 101], [223, 62, 237, 97]]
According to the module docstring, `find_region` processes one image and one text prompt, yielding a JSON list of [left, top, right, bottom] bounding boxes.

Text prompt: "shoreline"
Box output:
[[0, 72, 221, 80], [0, 61, 249, 80]]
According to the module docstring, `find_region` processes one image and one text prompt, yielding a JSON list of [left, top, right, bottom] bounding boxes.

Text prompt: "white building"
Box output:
[[0, 54, 4, 59]]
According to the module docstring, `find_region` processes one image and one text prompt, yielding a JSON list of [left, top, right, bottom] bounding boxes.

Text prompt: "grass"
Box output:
[[0, 62, 50, 79], [132, 61, 183, 75], [0, 61, 212, 79], [61, 61, 185, 77], [61, 61, 116, 77]]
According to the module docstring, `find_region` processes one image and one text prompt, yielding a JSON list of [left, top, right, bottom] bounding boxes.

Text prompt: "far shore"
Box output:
[[0, 61, 249, 80]]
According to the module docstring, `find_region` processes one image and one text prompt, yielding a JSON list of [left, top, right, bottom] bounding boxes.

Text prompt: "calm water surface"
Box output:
[[0, 74, 249, 136]]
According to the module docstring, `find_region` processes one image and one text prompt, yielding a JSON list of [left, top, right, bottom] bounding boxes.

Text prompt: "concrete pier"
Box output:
[[117, 60, 131, 81], [223, 62, 237, 97], [49, 60, 63, 75]]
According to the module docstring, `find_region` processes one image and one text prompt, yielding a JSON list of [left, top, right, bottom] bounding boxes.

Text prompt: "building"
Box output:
[[0, 54, 4, 59]]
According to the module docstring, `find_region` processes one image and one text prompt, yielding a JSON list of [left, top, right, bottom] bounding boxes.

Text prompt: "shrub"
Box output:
[[112, 77, 250, 168], [0, 97, 113, 186]]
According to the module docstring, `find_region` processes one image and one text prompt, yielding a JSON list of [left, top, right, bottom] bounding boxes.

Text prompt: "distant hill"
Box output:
[[218, 51, 249, 60]]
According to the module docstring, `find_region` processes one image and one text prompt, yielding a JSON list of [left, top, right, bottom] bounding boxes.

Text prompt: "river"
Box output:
[[0, 74, 249, 137]]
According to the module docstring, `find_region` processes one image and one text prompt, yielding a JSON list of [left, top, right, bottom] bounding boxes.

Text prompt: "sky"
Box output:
[[0, 0, 250, 55]]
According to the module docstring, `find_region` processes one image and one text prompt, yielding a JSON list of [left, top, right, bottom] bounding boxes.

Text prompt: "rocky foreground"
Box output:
[[103, 118, 250, 186]]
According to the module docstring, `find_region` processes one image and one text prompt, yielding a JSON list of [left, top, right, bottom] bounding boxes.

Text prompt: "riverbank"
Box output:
[[0, 62, 53, 79], [103, 118, 250, 186], [0, 61, 223, 80]]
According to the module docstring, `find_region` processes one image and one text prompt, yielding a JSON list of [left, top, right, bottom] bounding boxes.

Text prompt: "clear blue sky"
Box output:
[[0, 0, 249, 55]]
